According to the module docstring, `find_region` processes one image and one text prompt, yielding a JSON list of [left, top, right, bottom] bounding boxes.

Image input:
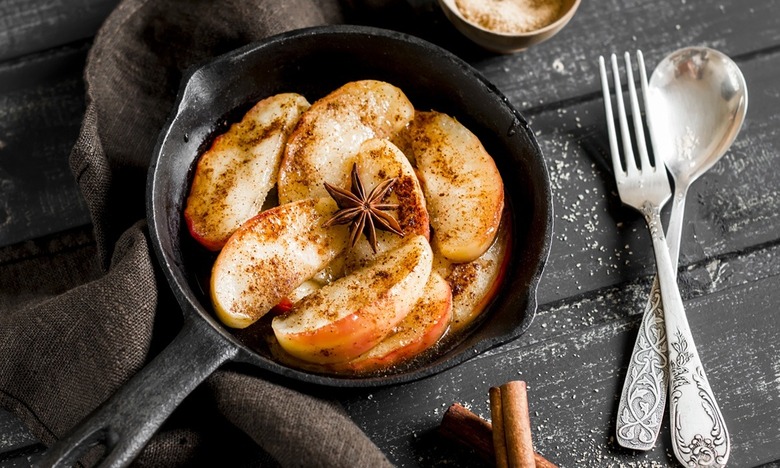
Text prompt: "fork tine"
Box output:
[[598, 56, 624, 179], [624, 51, 652, 171], [637, 50, 656, 168], [610, 53, 638, 175]]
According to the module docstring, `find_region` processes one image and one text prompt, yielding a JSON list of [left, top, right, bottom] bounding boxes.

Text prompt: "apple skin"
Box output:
[[277, 80, 414, 204], [210, 197, 348, 329], [271, 235, 433, 364], [185, 93, 310, 251], [269, 297, 293, 316], [329, 272, 452, 373], [410, 111, 504, 263]]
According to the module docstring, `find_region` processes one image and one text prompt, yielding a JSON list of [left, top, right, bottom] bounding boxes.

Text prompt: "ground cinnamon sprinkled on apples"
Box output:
[[394, 175, 428, 234], [448, 262, 481, 297], [455, 0, 564, 34]]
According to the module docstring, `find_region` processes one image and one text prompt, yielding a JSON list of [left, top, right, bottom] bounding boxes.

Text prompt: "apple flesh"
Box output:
[[343, 138, 430, 272], [185, 93, 310, 251], [210, 197, 349, 329], [271, 235, 433, 364], [435, 209, 512, 334], [410, 111, 504, 263], [281, 138, 431, 301], [330, 272, 452, 373], [277, 80, 414, 204]]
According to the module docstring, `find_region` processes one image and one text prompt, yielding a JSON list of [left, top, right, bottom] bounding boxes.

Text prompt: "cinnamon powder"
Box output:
[[455, 0, 565, 34]]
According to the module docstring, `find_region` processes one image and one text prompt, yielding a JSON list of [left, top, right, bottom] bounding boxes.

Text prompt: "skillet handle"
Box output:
[[36, 319, 239, 468]]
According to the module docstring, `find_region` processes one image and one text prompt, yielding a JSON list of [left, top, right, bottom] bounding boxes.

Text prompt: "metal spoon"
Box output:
[[615, 46, 747, 462]]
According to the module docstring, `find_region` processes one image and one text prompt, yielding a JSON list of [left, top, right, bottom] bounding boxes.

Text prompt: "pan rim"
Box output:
[[147, 24, 553, 388]]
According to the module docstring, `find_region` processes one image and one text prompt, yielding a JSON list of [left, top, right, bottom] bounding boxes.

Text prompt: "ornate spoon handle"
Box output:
[[616, 187, 686, 450], [645, 204, 730, 468]]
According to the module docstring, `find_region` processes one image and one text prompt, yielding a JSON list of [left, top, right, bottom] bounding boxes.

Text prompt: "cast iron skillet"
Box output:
[[41, 25, 553, 466]]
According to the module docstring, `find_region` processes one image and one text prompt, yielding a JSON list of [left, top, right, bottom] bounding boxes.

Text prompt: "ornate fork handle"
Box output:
[[642, 202, 730, 468], [617, 188, 686, 450], [616, 275, 668, 449]]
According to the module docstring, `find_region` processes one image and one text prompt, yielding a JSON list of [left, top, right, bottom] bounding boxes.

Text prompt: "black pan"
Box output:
[[41, 25, 553, 466]]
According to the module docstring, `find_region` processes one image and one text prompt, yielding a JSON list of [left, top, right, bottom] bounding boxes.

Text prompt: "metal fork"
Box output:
[[599, 52, 730, 468], [610, 51, 669, 452]]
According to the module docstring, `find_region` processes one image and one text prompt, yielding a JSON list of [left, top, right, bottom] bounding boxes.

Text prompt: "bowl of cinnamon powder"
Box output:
[[438, 0, 580, 53]]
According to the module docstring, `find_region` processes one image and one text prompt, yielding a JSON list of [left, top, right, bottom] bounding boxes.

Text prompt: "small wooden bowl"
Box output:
[[437, 0, 581, 53]]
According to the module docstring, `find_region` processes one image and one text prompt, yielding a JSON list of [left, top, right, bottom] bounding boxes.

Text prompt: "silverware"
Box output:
[[599, 51, 730, 468], [615, 47, 748, 451]]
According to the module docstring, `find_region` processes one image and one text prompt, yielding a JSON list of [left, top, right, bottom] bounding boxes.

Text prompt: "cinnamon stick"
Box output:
[[499, 381, 535, 467], [438, 402, 494, 461], [489, 387, 509, 468], [439, 403, 557, 468]]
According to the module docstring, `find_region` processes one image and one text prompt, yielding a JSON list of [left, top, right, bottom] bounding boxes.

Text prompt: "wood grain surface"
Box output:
[[0, 0, 119, 61], [1, 0, 779, 466]]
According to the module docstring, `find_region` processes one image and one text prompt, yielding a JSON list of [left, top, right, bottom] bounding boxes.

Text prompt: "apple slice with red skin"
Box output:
[[410, 111, 504, 263], [329, 271, 452, 373], [210, 197, 349, 329], [268, 216, 509, 372], [185, 93, 310, 251], [271, 235, 433, 364]]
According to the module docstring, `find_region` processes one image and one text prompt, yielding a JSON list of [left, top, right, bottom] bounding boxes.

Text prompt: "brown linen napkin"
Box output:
[[0, 0, 394, 466]]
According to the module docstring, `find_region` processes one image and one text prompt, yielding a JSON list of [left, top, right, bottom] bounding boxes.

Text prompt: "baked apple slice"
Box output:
[[277, 80, 414, 204], [211, 197, 348, 329], [331, 272, 452, 373], [185, 93, 310, 250], [436, 210, 512, 334], [286, 138, 430, 290], [410, 111, 504, 263], [271, 235, 433, 364], [344, 138, 430, 271]]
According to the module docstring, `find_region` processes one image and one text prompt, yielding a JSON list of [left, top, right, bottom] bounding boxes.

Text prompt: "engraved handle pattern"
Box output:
[[616, 276, 668, 449], [616, 189, 686, 450], [644, 203, 730, 468], [668, 331, 729, 467]]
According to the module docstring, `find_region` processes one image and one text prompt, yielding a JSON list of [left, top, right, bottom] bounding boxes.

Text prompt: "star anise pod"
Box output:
[[323, 163, 404, 253]]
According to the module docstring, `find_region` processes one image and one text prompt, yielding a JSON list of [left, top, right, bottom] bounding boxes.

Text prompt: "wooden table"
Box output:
[[2, 0, 779, 466]]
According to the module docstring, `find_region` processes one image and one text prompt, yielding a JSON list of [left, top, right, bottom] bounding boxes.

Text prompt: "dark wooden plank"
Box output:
[[527, 47, 780, 304], [0, 44, 92, 248], [5, 232, 779, 468], [388, 0, 780, 108], [0, 0, 776, 252], [342, 242, 780, 467], [0, 0, 119, 61], [0, 0, 778, 466], [0, 454, 41, 468], [0, 412, 37, 458], [431, 0, 780, 109], [336, 41, 780, 465]]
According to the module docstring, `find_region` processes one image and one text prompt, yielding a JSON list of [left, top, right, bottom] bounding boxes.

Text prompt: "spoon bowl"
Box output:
[[647, 46, 748, 186]]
